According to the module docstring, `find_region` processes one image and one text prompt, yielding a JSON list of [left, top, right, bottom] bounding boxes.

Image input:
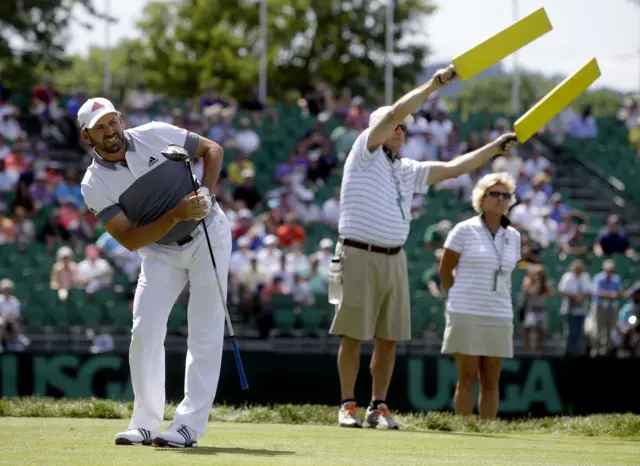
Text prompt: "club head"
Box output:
[[161, 144, 192, 163]]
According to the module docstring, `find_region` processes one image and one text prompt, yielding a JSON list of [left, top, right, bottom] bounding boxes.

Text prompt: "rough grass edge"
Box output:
[[1, 397, 640, 437]]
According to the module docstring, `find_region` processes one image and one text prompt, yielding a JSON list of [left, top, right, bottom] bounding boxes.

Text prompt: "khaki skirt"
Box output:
[[441, 311, 514, 359]]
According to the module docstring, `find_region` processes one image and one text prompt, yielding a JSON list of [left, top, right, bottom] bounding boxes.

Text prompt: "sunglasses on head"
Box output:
[[486, 191, 512, 200]]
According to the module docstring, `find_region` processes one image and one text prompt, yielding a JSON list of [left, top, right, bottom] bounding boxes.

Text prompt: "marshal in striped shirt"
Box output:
[[443, 216, 522, 319], [338, 128, 431, 247]]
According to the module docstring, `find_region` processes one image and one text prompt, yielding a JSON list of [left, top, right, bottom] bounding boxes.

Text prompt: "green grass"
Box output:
[[2, 398, 640, 464], [2, 397, 640, 438], [3, 417, 640, 465]]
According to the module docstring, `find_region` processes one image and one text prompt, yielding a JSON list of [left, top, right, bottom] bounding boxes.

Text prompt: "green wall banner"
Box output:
[[0, 351, 636, 418]]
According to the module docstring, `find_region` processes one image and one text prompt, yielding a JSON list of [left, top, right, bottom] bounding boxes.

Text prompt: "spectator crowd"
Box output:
[[414, 101, 639, 358], [0, 78, 638, 359]]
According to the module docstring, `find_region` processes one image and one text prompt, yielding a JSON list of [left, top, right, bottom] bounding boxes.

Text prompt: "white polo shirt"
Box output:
[[444, 215, 522, 319], [557, 271, 592, 315], [81, 121, 207, 245], [338, 128, 432, 247], [0, 295, 20, 320]]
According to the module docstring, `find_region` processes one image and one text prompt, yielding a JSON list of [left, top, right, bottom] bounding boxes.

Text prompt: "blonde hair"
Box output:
[[471, 172, 517, 214], [532, 172, 550, 187]]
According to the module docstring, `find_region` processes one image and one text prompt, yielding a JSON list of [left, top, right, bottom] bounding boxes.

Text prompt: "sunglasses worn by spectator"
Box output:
[[487, 191, 512, 200], [396, 124, 407, 133]]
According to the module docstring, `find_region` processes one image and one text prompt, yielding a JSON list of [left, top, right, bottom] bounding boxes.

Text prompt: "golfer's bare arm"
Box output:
[[439, 248, 460, 293], [194, 135, 224, 192], [103, 191, 213, 252], [103, 210, 183, 252], [104, 195, 213, 252], [103, 136, 222, 252]]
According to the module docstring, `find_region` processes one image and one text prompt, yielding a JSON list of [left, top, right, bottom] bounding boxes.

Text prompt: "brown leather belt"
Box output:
[[340, 237, 402, 256]]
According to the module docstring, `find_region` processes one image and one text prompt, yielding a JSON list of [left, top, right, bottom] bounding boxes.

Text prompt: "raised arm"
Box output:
[[426, 133, 519, 185], [367, 65, 457, 152]]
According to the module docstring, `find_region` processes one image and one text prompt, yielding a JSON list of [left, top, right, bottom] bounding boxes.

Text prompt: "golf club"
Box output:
[[161, 144, 249, 391]]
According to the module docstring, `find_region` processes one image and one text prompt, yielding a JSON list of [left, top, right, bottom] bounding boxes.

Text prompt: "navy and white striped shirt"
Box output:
[[338, 128, 432, 247]]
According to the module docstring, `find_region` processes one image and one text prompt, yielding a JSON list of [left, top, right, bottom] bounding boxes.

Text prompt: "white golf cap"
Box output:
[[319, 238, 334, 249], [368, 106, 414, 128], [264, 234, 278, 246], [77, 97, 120, 131]]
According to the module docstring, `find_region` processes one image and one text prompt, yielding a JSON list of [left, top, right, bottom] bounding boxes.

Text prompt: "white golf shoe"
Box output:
[[364, 403, 400, 430], [152, 422, 198, 448], [338, 401, 362, 428], [114, 428, 153, 446]]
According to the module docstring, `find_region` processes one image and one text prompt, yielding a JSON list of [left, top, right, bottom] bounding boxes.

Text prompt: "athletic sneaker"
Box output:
[[364, 403, 400, 430], [338, 401, 362, 428], [114, 428, 153, 446], [152, 423, 198, 448]]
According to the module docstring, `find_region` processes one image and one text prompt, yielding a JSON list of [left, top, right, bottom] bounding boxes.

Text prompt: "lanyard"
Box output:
[[386, 154, 406, 220], [482, 219, 506, 272], [575, 275, 582, 294]]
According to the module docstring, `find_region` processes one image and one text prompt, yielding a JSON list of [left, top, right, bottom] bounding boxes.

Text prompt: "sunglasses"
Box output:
[[486, 191, 512, 200], [396, 124, 407, 133]]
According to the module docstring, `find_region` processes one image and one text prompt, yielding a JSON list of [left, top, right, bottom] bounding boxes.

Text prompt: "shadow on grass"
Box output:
[[161, 446, 296, 456], [417, 430, 509, 439]]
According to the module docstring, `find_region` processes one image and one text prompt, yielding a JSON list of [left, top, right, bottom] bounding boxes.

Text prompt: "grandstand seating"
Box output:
[[3, 103, 638, 347], [560, 116, 639, 202]]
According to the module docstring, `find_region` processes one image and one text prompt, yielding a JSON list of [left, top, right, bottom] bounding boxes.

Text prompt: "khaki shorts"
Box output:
[[329, 242, 411, 341]]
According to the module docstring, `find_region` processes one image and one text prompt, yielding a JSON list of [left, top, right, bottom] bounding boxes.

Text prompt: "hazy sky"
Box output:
[[67, 0, 640, 93]]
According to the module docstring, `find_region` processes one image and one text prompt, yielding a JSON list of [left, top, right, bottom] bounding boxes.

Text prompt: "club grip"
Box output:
[[231, 338, 249, 390], [499, 135, 519, 152]]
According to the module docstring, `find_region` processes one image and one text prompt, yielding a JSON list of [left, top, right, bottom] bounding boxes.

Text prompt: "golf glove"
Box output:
[[195, 186, 212, 220]]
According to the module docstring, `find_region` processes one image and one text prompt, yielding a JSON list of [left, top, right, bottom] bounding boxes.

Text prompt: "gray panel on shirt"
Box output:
[[118, 159, 207, 244]]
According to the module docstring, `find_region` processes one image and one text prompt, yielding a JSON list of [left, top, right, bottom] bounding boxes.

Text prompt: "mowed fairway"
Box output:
[[2, 417, 639, 465]]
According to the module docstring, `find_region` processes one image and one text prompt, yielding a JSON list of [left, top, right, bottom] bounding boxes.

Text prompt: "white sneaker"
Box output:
[[364, 403, 400, 430], [152, 423, 198, 448], [114, 428, 153, 446], [338, 401, 362, 428]]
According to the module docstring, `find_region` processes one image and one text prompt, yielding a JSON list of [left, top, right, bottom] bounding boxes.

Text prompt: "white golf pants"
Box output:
[[127, 205, 232, 436]]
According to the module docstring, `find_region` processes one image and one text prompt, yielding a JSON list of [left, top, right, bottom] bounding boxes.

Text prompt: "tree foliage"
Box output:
[[130, 0, 436, 101], [0, 0, 113, 90], [455, 74, 623, 118], [572, 89, 623, 117], [455, 75, 548, 117], [53, 40, 143, 98]]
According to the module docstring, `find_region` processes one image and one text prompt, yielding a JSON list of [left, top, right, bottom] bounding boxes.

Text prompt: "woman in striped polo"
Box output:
[[438, 172, 522, 420]]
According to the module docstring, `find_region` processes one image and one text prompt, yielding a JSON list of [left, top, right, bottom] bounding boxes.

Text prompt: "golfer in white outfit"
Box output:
[[78, 97, 231, 448]]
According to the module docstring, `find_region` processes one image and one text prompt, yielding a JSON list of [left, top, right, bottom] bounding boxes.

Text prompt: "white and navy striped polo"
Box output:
[[443, 215, 522, 319], [80, 121, 209, 246], [338, 128, 431, 247]]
